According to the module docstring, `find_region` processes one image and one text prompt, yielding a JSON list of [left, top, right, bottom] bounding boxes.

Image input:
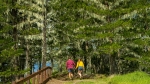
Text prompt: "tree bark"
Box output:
[[109, 55, 116, 75], [25, 40, 30, 77], [41, 0, 47, 68], [84, 55, 87, 73]]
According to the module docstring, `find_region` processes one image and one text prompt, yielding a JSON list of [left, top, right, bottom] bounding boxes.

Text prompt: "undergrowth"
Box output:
[[109, 71, 150, 84]]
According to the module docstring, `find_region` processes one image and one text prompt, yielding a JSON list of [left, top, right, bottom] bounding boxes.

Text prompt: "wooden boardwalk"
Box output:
[[12, 67, 52, 84]]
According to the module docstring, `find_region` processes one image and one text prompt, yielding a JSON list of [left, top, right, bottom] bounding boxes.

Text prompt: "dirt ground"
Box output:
[[46, 73, 98, 84], [46, 79, 67, 84]]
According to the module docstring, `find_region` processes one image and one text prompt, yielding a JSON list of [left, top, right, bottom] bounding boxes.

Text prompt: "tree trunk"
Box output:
[[39, 60, 41, 70], [25, 40, 30, 77], [84, 55, 87, 73], [59, 59, 63, 72], [89, 56, 92, 74], [12, 28, 19, 80], [144, 11, 148, 30], [10, 0, 19, 81], [50, 58, 54, 68], [41, 0, 47, 68], [109, 55, 116, 75]]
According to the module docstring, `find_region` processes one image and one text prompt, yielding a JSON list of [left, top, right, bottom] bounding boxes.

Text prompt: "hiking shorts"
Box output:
[[78, 66, 83, 70], [68, 68, 74, 73]]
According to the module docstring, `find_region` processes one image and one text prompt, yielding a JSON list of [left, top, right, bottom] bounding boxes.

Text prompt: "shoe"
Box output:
[[70, 76, 73, 80], [72, 76, 74, 80], [80, 76, 82, 80]]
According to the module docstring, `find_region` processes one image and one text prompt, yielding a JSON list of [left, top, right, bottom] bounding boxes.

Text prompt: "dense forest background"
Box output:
[[0, 0, 150, 83]]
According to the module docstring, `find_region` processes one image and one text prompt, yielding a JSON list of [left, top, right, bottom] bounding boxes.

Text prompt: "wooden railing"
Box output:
[[12, 66, 52, 84]]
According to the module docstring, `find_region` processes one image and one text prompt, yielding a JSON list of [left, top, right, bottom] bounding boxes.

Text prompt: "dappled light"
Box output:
[[0, 0, 150, 84]]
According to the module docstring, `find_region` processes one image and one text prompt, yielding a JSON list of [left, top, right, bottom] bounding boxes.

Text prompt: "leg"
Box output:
[[78, 70, 82, 78], [68, 72, 71, 79], [80, 70, 83, 78], [78, 67, 83, 79], [68, 69, 72, 79], [69, 69, 74, 80], [70, 69, 74, 80], [70, 72, 73, 79]]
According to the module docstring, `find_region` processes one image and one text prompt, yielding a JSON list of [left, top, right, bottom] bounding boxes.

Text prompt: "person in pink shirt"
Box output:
[[66, 56, 75, 80]]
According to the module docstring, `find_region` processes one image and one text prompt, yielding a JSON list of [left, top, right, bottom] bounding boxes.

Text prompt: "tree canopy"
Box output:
[[1, 0, 150, 83]]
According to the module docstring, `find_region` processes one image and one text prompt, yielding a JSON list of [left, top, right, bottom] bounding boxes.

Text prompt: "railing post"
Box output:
[[49, 68, 52, 77], [40, 73, 43, 83], [27, 80, 30, 84], [20, 77, 24, 84], [46, 69, 48, 78], [37, 74, 40, 84], [32, 76, 36, 84], [48, 68, 50, 77], [12, 81, 16, 84], [44, 70, 46, 80]]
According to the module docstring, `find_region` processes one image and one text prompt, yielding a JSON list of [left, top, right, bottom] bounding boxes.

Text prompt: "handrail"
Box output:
[[12, 66, 52, 84]]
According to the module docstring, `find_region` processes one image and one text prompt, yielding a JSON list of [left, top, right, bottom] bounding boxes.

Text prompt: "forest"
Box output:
[[0, 0, 150, 83]]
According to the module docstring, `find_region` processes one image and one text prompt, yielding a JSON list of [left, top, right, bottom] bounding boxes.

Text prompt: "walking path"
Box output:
[[46, 79, 67, 84], [46, 78, 107, 84], [46, 73, 109, 84]]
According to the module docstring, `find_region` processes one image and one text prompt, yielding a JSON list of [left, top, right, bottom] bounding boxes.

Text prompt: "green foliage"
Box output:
[[133, 38, 149, 46], [99, 43, 121, 54], [0, 38, 15, 49], [1, 0, 150, 83], [0, 1, 7, 11], [0, 69, 29, 77], [1, 48, 23, 57], [21, 28, 40, 35], [1, 25, 13, 33], [49, 0, 150, 75], [0, 0, 30, 83]]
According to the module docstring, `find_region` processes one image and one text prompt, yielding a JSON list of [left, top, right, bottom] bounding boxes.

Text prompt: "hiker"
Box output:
[[66, 56, 75, 80], [76, 58, 84, 79]]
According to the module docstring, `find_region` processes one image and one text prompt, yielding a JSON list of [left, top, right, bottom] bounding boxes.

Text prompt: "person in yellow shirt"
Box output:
[[76, 58, 84, 79]]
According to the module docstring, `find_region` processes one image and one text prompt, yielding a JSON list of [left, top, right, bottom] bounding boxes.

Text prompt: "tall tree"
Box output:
[[0, 0, 24, 83], [41, 0, 47, 68], [50, 0, 150, 75]]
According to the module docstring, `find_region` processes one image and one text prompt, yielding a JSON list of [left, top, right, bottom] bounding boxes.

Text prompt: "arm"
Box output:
[[76, 62, 78, 69], [66, 62, 68, 69], [73, 61, 76, 69], [82, 61, 84, 69]]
